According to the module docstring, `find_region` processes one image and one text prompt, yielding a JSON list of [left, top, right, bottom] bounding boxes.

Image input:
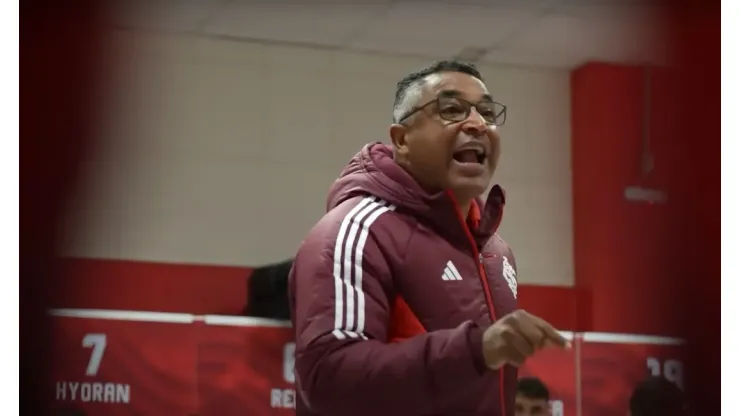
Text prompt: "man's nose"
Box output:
[[460, 109, 487, 136]]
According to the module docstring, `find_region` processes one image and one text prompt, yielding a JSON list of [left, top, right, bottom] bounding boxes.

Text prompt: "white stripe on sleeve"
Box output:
[[331, 197, 394, 340]]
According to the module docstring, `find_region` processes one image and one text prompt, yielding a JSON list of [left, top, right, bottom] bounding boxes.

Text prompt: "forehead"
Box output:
[[422, 71, 490, 101]]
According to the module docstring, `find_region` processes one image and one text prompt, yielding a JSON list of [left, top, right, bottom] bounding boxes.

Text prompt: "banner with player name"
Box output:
[[48, 310, 200, 415], [47, 309, 684, 416]]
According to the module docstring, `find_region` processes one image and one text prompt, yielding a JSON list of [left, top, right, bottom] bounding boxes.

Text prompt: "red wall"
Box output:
[[53, 258, 581, 330], [571, 63, 686, 336], [56, 259, 249, 316]]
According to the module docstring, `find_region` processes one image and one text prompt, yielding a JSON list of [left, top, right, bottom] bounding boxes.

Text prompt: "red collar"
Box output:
[[468, 199, 481, 231]]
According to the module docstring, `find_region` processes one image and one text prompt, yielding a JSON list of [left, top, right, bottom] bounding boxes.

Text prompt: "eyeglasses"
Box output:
[[398, 96, 507, 126]]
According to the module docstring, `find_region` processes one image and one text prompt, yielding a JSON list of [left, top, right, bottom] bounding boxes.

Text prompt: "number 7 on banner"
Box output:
[[82, 334, 107, 377]]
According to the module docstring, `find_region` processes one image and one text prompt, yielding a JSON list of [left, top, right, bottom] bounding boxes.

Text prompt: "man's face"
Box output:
[[515, 394, 550, 416], [391, 71, 502, 201]]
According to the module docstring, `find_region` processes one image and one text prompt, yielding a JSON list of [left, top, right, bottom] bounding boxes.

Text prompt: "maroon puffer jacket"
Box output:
[[289, 142, 519, 416]]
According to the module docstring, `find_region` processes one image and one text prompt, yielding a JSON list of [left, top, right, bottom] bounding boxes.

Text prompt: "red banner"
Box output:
[[196, 316, 295, 415], [48, 311, 200, 415], [47, 310, 685, 415], [578, 333, 684, 416]]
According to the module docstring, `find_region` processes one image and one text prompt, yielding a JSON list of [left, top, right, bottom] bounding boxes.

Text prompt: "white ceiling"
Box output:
[[113, 0, 672, 69]]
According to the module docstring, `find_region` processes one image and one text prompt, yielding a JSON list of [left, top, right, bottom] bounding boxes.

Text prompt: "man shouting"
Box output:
[[289, 60, 569, 416]]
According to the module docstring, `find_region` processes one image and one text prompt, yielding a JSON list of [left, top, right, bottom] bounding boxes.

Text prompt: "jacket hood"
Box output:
[[327, 142, 506, 237]]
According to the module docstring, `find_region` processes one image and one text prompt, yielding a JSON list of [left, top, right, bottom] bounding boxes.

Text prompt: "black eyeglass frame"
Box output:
[[397, 96, 507, 126]]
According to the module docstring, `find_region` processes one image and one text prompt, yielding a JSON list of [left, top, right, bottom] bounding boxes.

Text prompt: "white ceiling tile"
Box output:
[[191, 36, 268, 66], [481, 47, 582, 69], [404, 0, 563, 11], [115, 0, 672, 70], [350, 2, 540, 52], [555, 2, 661, 20], [497, 10, 666, 66], [332, 51, 436, 82], [113, 1, 229, 31], [265, 45, 338, 74], [202, 3, 390, 47], [347, 38, 475, 61], [503, 14, 592, 52]]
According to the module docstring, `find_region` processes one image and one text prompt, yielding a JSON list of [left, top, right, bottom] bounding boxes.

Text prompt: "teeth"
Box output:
[[456, 145, 486, 157]]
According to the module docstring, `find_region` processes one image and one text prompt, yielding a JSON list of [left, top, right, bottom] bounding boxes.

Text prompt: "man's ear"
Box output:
[[389, 123, 409, 157]]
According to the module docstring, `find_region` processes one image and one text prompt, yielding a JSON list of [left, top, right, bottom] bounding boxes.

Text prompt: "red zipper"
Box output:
[[446, 192, 506, 416]]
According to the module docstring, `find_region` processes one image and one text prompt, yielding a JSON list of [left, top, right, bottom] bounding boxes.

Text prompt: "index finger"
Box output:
[[529, 314, 571, 349]]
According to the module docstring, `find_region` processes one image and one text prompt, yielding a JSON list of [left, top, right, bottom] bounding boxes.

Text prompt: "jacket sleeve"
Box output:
[[289, 207, 489, 416]]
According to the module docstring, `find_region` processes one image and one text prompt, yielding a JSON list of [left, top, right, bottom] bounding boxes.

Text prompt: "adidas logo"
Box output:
[[441, 261, 463, 281]]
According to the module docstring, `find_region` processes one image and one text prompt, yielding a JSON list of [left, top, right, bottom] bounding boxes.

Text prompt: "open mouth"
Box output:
[[452, 149, 486, 165]]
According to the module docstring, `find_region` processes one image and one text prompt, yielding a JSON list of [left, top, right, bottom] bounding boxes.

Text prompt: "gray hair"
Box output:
[[392, 80, 425, 123], [391, 60, 484, 123]]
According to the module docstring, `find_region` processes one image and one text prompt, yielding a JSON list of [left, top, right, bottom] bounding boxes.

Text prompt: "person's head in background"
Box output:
[[629, 376, 688, 416], [516, 377, 550, 416]]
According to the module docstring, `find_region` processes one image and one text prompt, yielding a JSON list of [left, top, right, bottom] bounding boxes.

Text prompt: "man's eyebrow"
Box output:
[[438, 89, 494, 102], [438, 89, 461, 98]]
